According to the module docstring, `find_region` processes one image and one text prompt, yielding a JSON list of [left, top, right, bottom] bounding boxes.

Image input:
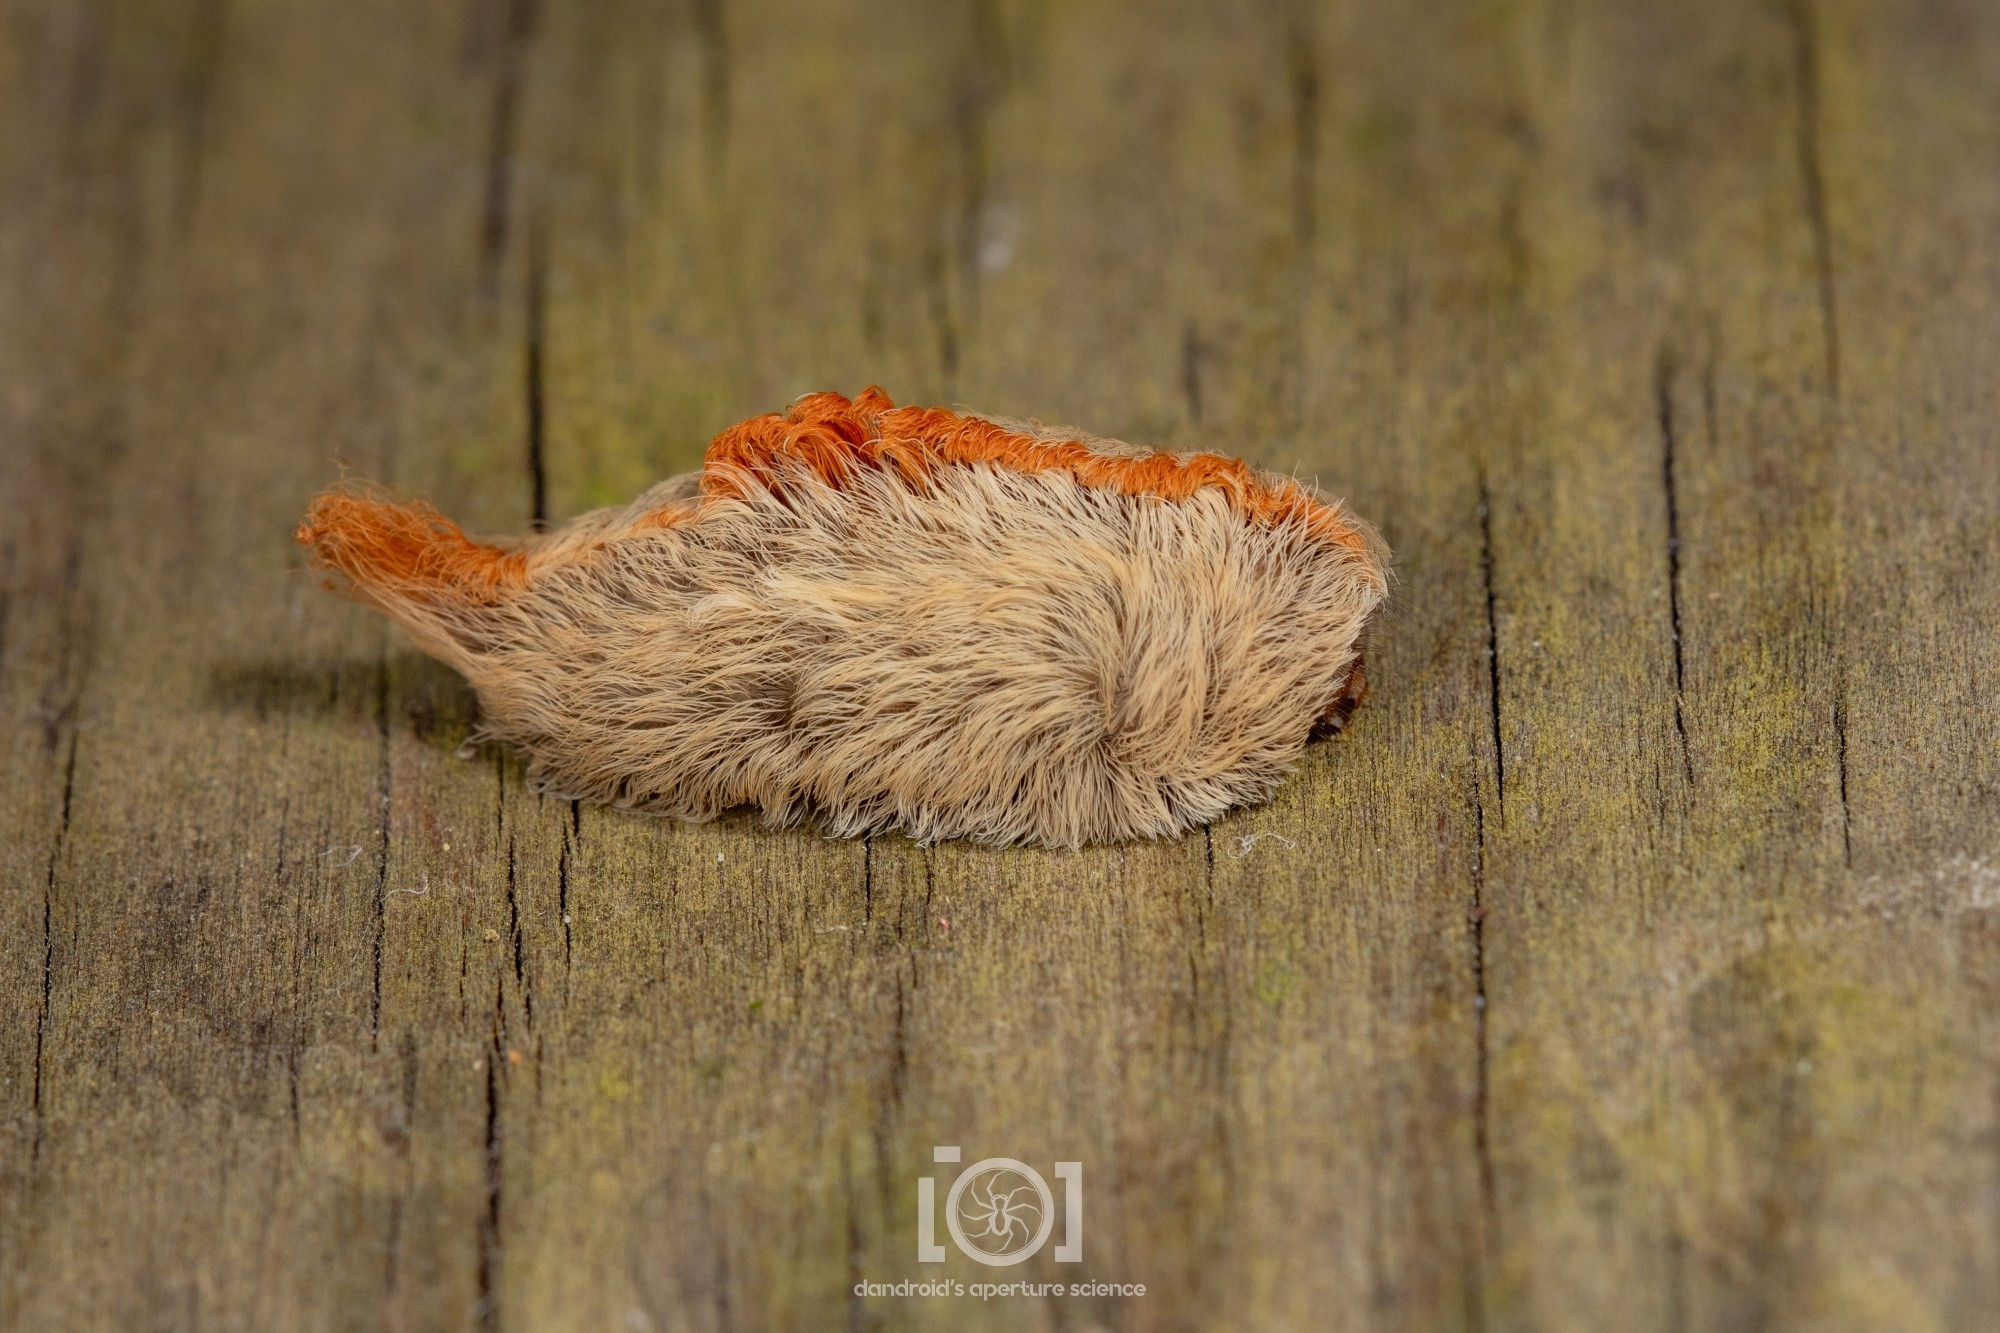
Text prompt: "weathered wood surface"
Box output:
[[2, 1, 1997, 1329]]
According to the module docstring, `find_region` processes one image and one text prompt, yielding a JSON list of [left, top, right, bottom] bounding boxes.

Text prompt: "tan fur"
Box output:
[[299, 394, 1388, 848]]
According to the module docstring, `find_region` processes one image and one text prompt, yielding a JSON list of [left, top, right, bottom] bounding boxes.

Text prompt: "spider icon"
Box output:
[[955, 1168, 1045, 1251], [944, 1159, 1056, 1264]]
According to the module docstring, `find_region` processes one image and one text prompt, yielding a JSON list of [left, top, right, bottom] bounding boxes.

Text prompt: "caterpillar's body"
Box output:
[[298, 388, 1387, 847]]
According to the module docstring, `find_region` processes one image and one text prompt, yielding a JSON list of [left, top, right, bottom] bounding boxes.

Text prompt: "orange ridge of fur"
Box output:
[[295, 491, 529, 605], [700, 386, 1378, 563], [298, 388, 1376, 605]]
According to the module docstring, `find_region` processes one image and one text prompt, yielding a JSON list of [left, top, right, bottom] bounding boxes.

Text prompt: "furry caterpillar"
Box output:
[[297, 388, 1388, 848]]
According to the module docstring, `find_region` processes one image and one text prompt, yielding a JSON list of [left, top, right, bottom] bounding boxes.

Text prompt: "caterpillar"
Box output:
[[297, 388, 1388, 848]]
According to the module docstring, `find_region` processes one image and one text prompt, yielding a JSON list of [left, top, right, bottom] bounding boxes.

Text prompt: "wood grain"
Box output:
[[1, 2, 1995, 1330]]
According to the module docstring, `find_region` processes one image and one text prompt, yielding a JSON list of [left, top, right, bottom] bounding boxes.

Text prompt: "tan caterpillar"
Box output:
[[297, 388, 1387, 848]]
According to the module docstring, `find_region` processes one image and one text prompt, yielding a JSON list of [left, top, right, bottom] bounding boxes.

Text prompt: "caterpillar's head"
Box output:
[[1310, 653, 1369, 741]]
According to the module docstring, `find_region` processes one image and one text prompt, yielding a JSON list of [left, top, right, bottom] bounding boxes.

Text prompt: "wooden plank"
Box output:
[[0, 2, 539, 1327], [1779, 2, 2000, 1322], [0, 0, 141, 1298], [0, 2, 240, 1320], [0, 1, 1995, 1330], [508, 2, 1497, 1328], [1463, 2, 2000, 1328]]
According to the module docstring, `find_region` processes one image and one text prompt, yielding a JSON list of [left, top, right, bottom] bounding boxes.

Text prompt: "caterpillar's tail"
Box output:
[[296, 486, 529, 667]]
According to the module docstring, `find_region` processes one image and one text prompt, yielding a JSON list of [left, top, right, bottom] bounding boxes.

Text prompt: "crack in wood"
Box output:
[[925, 242, 959, 390], [1785, 0, 1853, 875], [1193, 824, 1214, 1018], [556, 826, 572, 989], [369, 656, 390, 1050], [1834, 688, 1852, 866], [1181, 321, 1205, 426], [1785, 0, 1840, 400], [1201, 822, 1214, 914], [1477, 478, 1505, 813], [477, 978, 505, 1333], [479, 0, 539, 281], [379, 1035, 417, 1311], [505, 836, 528, 1015], [692, 0, 731, 177], [285, 1039, 302, 1145], [1469, 772, 1498, 1311], [524, 224, 548, 531], [280, 790, 304, 1146], [1288, 16, 1319, 249], [31, 725, 78, 1171], [30, 533, 91, 1176], [171, 0, 227, 234], [39, 544, 85, 754], [955, 0, 1001, 326], [1657, 350, 1695, 789], [1471, 478, 1503, 1296]]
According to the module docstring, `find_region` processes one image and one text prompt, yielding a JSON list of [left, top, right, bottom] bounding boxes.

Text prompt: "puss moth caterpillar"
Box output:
[[297, 388, 1387, 847]]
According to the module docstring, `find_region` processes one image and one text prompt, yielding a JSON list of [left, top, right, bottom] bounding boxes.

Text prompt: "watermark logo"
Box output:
[[918, 1147, 1081, 1266], [853, 1149, 1141, 1301]]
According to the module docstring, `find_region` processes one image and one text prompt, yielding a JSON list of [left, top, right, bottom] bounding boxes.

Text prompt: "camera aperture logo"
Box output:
[[852, 1146, 1147, 1303], [922, 1147, 1076, 1266]]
